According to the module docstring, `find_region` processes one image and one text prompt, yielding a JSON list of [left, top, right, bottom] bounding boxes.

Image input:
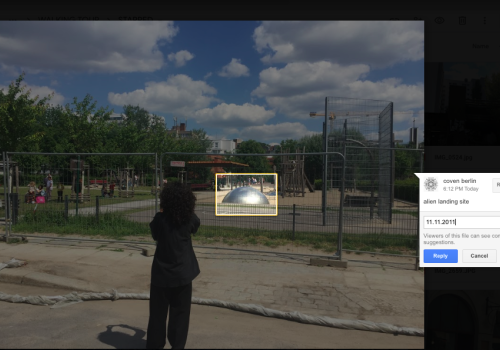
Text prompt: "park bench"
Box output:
[[190, 183, 212, 191], [70, 193, 90, 203], [344, 195, 378, 207], [90, 180, 108, 185]]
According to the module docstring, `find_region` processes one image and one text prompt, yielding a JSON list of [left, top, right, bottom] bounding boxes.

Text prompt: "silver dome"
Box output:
[[222, 187, 270, 205]]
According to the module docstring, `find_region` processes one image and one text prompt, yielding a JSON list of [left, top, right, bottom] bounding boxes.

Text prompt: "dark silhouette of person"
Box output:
[[147, 182, 200, 349]]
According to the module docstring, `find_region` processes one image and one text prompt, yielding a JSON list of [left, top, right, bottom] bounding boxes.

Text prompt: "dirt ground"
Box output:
[[0, 282, 423, 349]]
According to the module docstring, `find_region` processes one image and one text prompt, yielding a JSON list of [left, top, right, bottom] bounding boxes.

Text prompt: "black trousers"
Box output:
[[146, 282, 192, 349]]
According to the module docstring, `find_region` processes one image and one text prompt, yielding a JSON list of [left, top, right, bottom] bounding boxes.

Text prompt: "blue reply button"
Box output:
[[424, 249, 458, 263]]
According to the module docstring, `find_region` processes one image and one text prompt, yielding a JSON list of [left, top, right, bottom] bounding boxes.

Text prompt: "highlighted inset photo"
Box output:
[[215, 173, 278, 216]]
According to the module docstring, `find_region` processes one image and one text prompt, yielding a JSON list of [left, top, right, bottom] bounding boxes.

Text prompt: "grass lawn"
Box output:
[[12, 188, 156, 216], [11, 211, 417, 255]]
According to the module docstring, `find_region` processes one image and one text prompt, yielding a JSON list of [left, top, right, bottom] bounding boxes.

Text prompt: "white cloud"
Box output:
[[204, 72, 212, 80], [108, 74, 218, 116], [252, 61, 423, 119], [0, 22, 179, 73], [253, 21, 424, 68], [0, 63, 21, 77], [218, 58, 250, 78], [207, 134, 226, 140], [50, 80, 58, 86], [0, 83, 65, 106], [194, 103, 275, 128], [393, 109, 424, 125], [238, 122, 316, 143], [252, 61, 370, 98], [167, 50, 194, 67]]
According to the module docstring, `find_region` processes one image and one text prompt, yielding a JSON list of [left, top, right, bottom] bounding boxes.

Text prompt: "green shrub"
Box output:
[[314, 179, 322, 190], [394, 177, 419, 203], [355, 180, 378, 193], [314, 179, 333, 190]]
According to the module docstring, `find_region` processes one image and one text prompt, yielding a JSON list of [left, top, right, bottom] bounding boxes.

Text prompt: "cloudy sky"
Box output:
[[0, 21, 424, 144]]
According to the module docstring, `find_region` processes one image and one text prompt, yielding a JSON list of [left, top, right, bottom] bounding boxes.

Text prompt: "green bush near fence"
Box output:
[[347, 177, 418, 203], [314, 179, 332, 190], [394, 177, 419, 203], [354, 180, 378, 193], [314, 179, 322, 190]]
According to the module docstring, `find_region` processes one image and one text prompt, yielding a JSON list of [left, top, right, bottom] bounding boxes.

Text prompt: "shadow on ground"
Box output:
[[97, 324, 147, 349]]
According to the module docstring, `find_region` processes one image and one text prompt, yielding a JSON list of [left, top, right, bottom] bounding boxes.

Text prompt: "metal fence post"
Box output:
[[292, 204, 296, 241], [2, 152, 8, 237], [11, 193, 18, 225], [338, 150, 346, 261], [96, 196, 99, 224], [160, 155, 163, 186], [76, 155, 80, 217], [155, 153, 158, 213], [416, 150, 424, 271], [5, 153, 11, 238], [322, 97, 328, 226], [64, 195, 69, 221]]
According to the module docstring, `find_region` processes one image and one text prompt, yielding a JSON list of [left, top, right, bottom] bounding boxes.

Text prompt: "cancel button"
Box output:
[[463, 250, 496, 263]]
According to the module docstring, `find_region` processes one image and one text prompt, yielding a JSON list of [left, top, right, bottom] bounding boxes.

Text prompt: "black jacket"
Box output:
[[149, 212, 201, 288]]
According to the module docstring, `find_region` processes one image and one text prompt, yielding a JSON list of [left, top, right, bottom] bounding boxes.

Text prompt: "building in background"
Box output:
[[109, 115, 124, 124], [208, 139, 237, 154], [233, 139, 243, 150], [409, 127, 418, 145], [167, 123, 193, 139]]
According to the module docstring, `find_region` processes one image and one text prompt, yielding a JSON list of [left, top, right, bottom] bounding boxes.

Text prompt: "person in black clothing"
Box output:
[[147, 182, 200, 349]]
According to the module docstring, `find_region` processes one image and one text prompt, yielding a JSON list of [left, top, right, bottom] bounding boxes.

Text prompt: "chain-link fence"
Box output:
[[3, 148, 422, 266], [339, 146, 423, 267], [158, 151, 345, 257], [326, 97, 394, 222], [3, 152, 159, 239], [1, 152, 6, 227]]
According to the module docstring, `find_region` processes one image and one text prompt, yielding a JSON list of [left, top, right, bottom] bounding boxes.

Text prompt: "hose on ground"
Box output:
[[0, 290, 423, 337], [0, 258, 424, 337]]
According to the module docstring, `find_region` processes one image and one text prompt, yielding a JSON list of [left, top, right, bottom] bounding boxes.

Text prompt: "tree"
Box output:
[[191, 128, 213, 153], [63, 95, 115, 177], [275, 128, 369, 185], [394, 146, 413, 179], [232, 140, 271, 173], [61, 94, 113, 154], [297, 134, 323, 182], [279, 139, 299, 153], [0, 72, 52, 154], [122, 105, 152, 131]]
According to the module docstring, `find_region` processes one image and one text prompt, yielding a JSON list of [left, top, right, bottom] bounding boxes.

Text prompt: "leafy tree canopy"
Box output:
[[0, 72, 53, 154], [232, 140, 271, 173]]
